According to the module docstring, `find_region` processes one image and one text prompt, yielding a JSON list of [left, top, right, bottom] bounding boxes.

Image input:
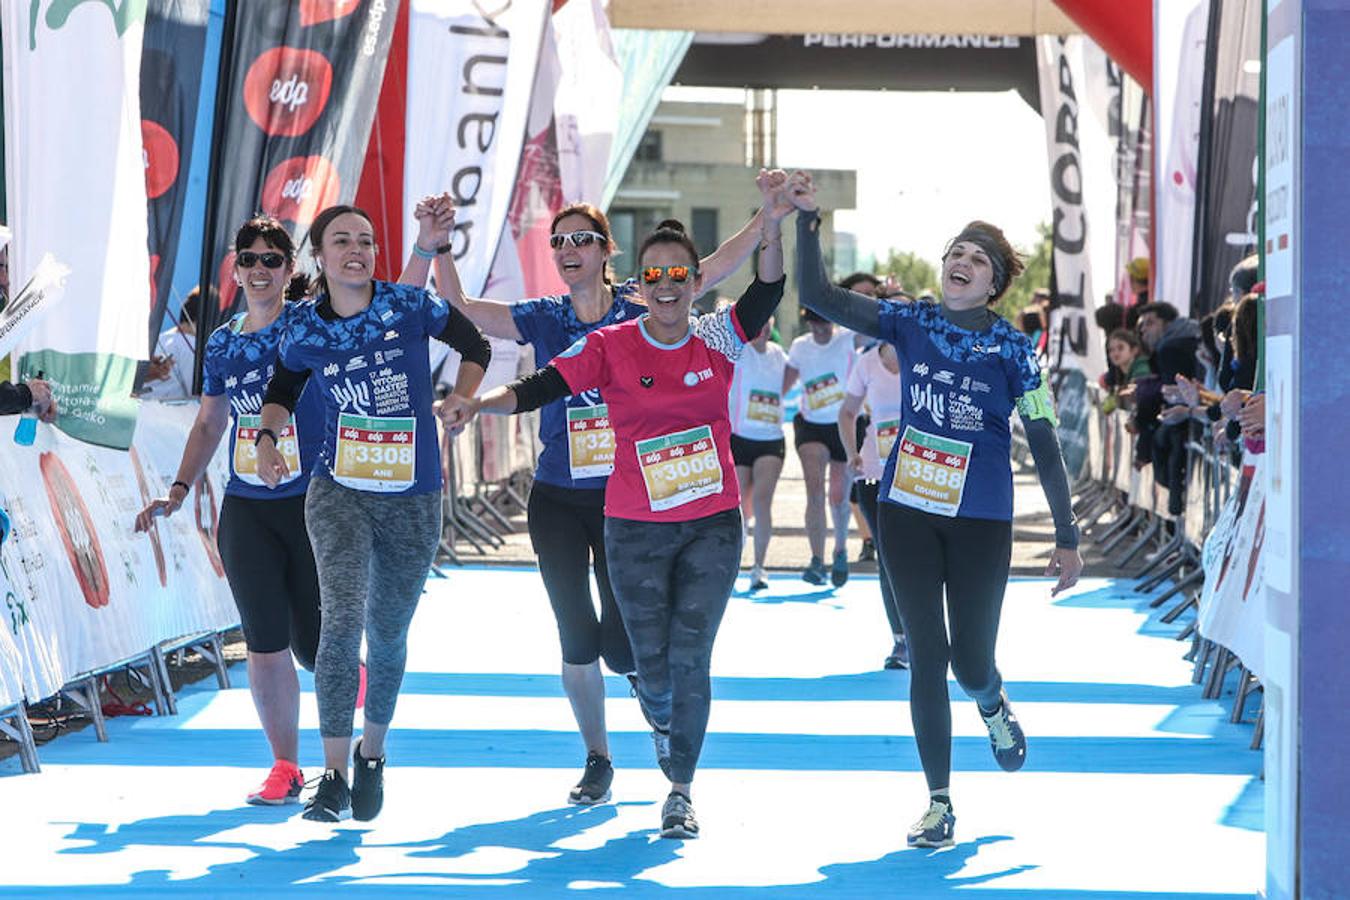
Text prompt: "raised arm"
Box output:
[[789, 172, 882, 338], [412, 193, 522, 341], [698, 168, 793, 289]]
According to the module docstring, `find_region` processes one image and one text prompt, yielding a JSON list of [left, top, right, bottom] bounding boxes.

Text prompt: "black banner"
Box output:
[[194, 0, 398, 390], [674, 33, 1041, 111], [141, 0, 210, 353], [1192, 0, 1261, 314]]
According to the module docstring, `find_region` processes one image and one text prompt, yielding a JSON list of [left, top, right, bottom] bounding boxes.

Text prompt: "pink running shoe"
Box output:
[[246, 759, 304, 806]]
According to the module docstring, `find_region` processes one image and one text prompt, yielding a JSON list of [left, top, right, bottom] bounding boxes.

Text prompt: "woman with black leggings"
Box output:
[[462, 189, 790, 839], [790, 171, 1082, 849], [417, 175, 781, 806]]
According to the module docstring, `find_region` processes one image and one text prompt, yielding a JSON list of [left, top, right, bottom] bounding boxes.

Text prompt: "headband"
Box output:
[[944, 229, 1010, 298]]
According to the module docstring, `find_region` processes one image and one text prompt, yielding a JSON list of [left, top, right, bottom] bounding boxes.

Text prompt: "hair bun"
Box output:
[[655, 218, 686, 235]]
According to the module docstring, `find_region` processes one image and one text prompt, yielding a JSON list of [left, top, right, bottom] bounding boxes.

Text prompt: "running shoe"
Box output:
[[749, 566, 769, 591], [568, 752, 614, 805], [302, 769, 351, 823], [980, 690, 1027, 772], [627, 673, 673, 778], [883, 636, 910, 670], [801, 557, 828, 585], [660, 791, 699, 839], [858, 538, 876, 562], [831, 549, 850, 587], [246, 759, 304, 806], [350, 738, 386, 822], [907, 798, 956, 848]]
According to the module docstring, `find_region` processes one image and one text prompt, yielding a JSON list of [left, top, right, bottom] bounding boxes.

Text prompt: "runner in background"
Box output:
[[728, 314, 788, 591], [784, 308, 856, 587], [837, 272, 884, 562], [790, 170, 1082, 850], [460, 193, 788, 839], [838, 338, 908, 669], [414, 174, 783, 806], [135, 216, 324, 807], [255, 205, 490, 824]]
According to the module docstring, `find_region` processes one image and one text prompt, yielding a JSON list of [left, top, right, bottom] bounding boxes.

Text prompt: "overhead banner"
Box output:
[[197, 0, 399, 340], [1198, 454, 1267, 678], [0, 403, 235, 705], [1036, 36, 1111, 479], [3, 2, 152, 449], [1193, 0, 1261, 314], [404, 0, 548, 298], [141, 0, 211, 350]]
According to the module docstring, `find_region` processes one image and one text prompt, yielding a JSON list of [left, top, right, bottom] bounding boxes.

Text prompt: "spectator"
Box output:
[[1135, 301, 1201, 514], [1223, 293, 1260, 394], [1100, 328, 1151, 415], [1126, 257, 1150, 305], [0, 375, 57, 421], [139, 288, 202, 400]]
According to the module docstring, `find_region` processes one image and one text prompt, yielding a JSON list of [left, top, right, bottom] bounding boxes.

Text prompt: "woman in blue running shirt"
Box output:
[[788, 171, 1083, 850]]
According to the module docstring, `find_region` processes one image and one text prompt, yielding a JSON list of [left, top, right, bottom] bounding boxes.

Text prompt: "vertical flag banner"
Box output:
[[141, 0, 211, 351], [355, 0, 410, 282], [197, 0, 399, 342], [1036, 35, 1111, 479], [602, 28, 693, 209], [3, 1, 152, 449]]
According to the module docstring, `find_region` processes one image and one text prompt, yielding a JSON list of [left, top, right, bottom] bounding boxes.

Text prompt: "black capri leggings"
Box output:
[[876, 501, 1012, 792], [854, 480, 902, 637], [217, 492, 322, 671], [528, 481, 634, 674]]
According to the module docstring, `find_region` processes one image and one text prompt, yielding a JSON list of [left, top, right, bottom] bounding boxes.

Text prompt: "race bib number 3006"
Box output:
[[636, 425, 724, 512], [887, 426, 972, 517]]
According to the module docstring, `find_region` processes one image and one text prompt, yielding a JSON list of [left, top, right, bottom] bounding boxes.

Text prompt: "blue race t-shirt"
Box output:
[[202, 308, 325, 500], [277, 281, 450, 496], [510, 279, 645, 490], [877, 300, 1041, 521]]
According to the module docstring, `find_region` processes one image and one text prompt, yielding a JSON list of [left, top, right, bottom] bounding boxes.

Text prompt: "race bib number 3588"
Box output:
[[887, 426, 973, 517], [635, 425, 724, 512]]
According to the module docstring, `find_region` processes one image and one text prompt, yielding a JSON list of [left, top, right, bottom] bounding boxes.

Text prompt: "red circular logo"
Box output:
[[218, 251, 239, 312], [299, 0, 362, 26], [40, 452, 111, 609], [141, 119, 180, 199], [260, 155, 340, 227], [242, 47, 333, 137]]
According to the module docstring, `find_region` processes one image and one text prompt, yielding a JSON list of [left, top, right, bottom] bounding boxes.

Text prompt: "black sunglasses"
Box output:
[[237, 251, 286, 269]]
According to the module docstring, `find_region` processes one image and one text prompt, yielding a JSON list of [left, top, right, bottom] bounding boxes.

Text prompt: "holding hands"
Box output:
[[755, 168, 794, 223], [436, 394, 479, 435], [786, 170, 819, 212], [413, 193, 457, 253]]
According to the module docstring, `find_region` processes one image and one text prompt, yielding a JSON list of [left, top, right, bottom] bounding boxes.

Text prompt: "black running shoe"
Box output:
[[883, 636, 909, 670], [801, 557, 827, 585], [627, 672, 673, 778], [980, 690, 1027, 772], [660, 791, 699, 839], [568, 752, 614, 805], [907, 798, 955, 848], [858, 538, 876, 562], [831, 550, 849, 587], [350, 739, 386, 822], [302, 769, 351, 823]]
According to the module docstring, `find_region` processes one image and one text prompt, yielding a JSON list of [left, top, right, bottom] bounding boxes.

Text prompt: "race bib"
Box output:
[[636, 425, 724, 512], [803, 372, 844, 412], [567, 404, 615, 479], [333, 413, 416, 493], [887, 426, 973, 517], [875, 418, 901, 460], [747, 389, 782, 424], [233, 415, 301, 486]]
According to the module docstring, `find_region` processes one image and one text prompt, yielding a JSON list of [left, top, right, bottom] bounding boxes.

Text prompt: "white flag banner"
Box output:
[[1198, 454, 1267, 678], [404, 0, 549, 298], [0, 255, 71, 361], [553, 0, 622, 204], [2, 3, 151, 449]]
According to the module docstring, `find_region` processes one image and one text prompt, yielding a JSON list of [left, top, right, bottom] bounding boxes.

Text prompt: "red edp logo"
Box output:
[[242, 47, 333, 137]]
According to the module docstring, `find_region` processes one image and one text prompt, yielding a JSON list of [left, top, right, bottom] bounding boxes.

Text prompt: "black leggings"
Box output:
[[217, 492, 321, 671], [854, 481, 902, 637], [877, 501, 1012, 792], [528, 482, 633, 673]]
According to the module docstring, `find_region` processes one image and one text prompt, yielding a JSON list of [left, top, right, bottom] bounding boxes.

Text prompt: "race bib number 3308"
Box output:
[[333, 413, 416, 493]]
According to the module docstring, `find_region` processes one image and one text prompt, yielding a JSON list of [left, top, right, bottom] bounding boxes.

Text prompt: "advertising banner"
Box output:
[[1198, 454, 1267, 677]]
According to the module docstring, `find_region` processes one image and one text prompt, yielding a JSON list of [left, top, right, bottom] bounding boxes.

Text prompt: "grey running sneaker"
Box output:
[[907, 798, 955, 848], [831, 549, 850, 587], [802, 557, 828, 585], [883, 635, 909, 670], [350, 739, 386, 822], [660, 791, 699, 839], [980, 690, 1027, 772], [302, 769, 351, 823], [568, 752, 614, 805], [749, 566, 769, 591], [627, 672, 673, 778]]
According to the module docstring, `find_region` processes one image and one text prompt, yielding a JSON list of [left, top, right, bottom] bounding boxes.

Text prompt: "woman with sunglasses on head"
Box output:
[[253, 204, 491, 824], [788, 172, 1082, 849], [458, 187, 789, 838], [416, 172, 788, 807], [134, 217, 326, 808]]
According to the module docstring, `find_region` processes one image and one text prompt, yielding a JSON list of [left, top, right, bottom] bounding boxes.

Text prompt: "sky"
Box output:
[[665, 85, 1053, 269]]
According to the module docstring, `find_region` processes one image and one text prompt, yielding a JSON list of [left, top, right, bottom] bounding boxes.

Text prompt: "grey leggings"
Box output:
[[305, 474, 442, 738], [604, 509, 743, 784]]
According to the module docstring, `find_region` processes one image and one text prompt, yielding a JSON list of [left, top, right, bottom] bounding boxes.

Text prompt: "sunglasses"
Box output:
[[236, 251, 286, 269], [549, 230, 606, 250], [641, 265, 695, 285]]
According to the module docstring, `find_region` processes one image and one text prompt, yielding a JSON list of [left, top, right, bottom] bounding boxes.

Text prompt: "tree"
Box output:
[[994, 221, 1053, 324], [876, 249, 939, 296]]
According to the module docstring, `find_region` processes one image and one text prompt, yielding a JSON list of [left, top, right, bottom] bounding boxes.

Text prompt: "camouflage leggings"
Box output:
[[604, 509, 743, 784]]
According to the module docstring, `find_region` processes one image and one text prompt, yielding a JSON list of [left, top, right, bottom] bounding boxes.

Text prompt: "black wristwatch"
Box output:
[[170, 480, 190, 496], [254, 427, 278, 448], [435, 242, 454, 256]]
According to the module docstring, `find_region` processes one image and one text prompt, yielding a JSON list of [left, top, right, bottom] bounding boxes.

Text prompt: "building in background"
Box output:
[[612, 99, 856, 341]]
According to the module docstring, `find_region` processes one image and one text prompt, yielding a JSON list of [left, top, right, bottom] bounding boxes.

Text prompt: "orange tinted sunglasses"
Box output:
[[641, 264, 695, 284]]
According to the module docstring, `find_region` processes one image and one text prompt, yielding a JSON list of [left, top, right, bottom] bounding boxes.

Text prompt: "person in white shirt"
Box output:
[[728, 316, 788, 590], [139, 289, 200, 401], [784, 308, 856, 587], [839, 340, 908, 669]]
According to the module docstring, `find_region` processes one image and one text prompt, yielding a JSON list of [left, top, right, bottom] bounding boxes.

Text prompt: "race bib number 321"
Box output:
[[567, 404, 615, 478]]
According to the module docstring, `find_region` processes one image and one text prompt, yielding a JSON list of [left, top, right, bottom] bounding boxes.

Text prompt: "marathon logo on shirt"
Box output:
[[331, 376, 372, 414], [910, 382, 946, 428], [229, 391, 264, 417], [949, 393, 984, 431]]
